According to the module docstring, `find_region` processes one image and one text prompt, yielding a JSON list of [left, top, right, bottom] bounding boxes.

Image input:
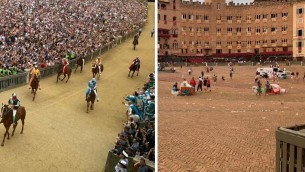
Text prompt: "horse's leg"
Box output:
[[87, 101, 89, 113], [33, 89, 36, 101], [131, 70, 135, 78], [137, 70, 139, 76], [91, 101, 94, 110], [12, 123, 17, 137], [1, 130, 7, 146], [66, 72, 71, 83], [128, 70, 131, 77], [74, 65, 78, 73], [61, 74, 66, 81], [56, 74, 60, 83]]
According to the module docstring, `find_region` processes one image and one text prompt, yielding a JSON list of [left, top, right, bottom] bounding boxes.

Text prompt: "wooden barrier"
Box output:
[[276, 125, 305, 172]]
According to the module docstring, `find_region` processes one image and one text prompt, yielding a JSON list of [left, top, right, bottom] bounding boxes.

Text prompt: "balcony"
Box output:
[[282, 17, 287, 21], [271, 43, 277, 47], [227, 45, 232, 49], [237, 20, 241, 23], [216, 45, 221, 49], [228, 20, 232, 24], [246, 32, 251, 36], [282, 43, 287, 46], [197, 32, 202, 36], [255, 32, 260, 35], [204, 20, 209, 23], [196, 20, 201, 24], [237, 45, 241, 49], [271, 31, 277, 35], [263, 19, 267, 23], [190, 32, 194, 36], [182, 32, 186, 36], [255, 19, 260, 23], [216, 20, 221, 24], [255, 45, 260, 48], [263, 44, 268, 47], [271, 18, 276, 22], [282, 31, 287, 35], [227, 33, 232, 37], [246, 20, 251, 23], [216, 33, 221, 36]]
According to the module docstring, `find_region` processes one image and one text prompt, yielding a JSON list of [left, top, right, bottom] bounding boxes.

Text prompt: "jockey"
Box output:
[[29, 65, 41, 90], [95, 57, 102, 73], [62, 58, 69, 74], [8, 93, 20, 126], [133, 57, 140, 65], [86, 78, 100, 102]]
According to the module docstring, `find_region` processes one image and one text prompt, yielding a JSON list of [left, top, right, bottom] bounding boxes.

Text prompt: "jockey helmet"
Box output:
[[12, 93, 17, 99], [91, 78, 96, 83], [34, 65, 38, 68]]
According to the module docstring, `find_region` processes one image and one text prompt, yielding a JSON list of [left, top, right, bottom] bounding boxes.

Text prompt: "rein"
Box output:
[[1, 107, 12, 118]]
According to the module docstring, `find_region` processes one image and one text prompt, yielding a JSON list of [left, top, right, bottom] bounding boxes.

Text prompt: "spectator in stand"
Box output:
[[134, 157, 149, 172]]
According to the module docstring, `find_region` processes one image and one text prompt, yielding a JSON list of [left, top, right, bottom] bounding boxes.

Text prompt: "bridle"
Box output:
[[1, 105, 12, 118]]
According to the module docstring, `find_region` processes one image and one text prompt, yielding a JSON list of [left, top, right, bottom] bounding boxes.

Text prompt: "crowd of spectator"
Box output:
[[0, 0, 147, 76], [113, 73, 155, 172]]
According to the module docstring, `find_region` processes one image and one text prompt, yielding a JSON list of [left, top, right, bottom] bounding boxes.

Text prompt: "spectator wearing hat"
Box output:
[[134, 157, 148, 172]]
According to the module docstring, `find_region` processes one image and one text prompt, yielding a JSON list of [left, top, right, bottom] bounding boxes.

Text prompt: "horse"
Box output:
[[132, 35, 139, 50], [30, 74, 39, 101], [86, 89, 96, 113], [57, 64, 72, 83], [128, 63, 140, 78], [0, 104, 26, 146], [74, 57, 85, 73], [92, 63, 104, 80]]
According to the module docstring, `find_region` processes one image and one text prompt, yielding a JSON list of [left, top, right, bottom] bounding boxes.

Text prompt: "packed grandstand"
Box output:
[[0, 0, 147, 76], [111, 73, 155, 171]]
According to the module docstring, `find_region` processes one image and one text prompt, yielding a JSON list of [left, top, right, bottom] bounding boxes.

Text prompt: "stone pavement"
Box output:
[[158, 66, 305, 172]]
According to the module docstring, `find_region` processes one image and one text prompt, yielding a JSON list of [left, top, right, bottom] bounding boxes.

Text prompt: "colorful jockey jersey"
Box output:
[[31, 68, 40, 76], [86, 78, 99, 102], [95, 58, 102, 65], [133, 57, 140, 66]]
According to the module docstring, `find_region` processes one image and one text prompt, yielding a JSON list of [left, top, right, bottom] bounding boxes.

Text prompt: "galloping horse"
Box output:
[[86, 89, 96, 113], [30, 74, 39, 101], [128, 63, 140, 78], [92, 63, 104, 80], [74, 57, 85, 73], [132, 35, 139, 50], [0, 104, 26, 146], [57, 64, 72, 83]]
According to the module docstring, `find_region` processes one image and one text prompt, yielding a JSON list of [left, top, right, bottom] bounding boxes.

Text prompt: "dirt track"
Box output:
[[158, 65, 305, 171], [0, 3, 154, 172]]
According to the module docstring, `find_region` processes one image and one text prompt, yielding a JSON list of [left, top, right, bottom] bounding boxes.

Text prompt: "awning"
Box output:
[[260, 51, 292, 55], [158, 28, 170, 31], [212, 53, 254, 57]]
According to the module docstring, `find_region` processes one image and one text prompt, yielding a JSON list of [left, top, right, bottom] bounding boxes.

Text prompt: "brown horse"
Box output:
[[86, 89, 96, 113], [31, 74, 39, 101], [74, 57, 85, 73], [57, 64, 72, 83], [128, 63, 140, 78], [0, 104, 26, 146], [132, 35, 139, 51], [92, 63, 104, 80]]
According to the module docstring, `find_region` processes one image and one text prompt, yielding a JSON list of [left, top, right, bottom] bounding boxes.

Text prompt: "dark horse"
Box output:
[[74, 57, 85, 73], [128, 63, 140, 78], [132, 35, 139, 50], [31, 74, 39, 101], [86, 89, 96, 113], [57, 64, 72, 83], [0, 104, 26, 146], [92, 63, 104, 80]]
